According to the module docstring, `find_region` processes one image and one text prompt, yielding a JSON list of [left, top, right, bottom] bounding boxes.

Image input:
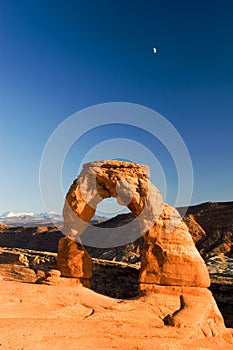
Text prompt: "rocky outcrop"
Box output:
[[0, 247, 57, 279], [139, 203, 210, 288], [0, 248, 38, 282], [57, 237, 92, 287], [182, 201, 233, 258], [55, 160, 231, 337], [140, 285, 227, 336], [0, 225, 62, 252], [57, 160, 163, 281], [58, 160, 210, 289]]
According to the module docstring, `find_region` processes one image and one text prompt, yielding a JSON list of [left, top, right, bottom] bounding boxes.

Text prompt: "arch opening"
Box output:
[[92, 197, 131, 223]]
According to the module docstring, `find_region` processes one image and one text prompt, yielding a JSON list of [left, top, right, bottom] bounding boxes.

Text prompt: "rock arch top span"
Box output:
[[57, 160, 210, 290], [62, 160, 163, 238]]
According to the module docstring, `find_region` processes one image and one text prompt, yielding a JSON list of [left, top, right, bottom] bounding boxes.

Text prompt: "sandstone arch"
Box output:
[[54, 160, 232, 339], [57, 160, 210, 290]]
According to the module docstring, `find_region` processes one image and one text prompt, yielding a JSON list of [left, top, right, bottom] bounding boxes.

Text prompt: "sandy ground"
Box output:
[[0, 279, 232, 350]]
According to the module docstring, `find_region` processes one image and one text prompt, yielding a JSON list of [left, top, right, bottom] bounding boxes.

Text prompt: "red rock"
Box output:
[[58, 160, 163, 282], [0, 263, 37, 283], [57, 236, 92, 281], [57, 160, 229, 335], [139, 285, 228, 338], [139, 203, 210, 288]]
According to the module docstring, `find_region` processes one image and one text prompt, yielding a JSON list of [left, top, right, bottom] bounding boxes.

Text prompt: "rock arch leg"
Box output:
[[139, 203, 210, 292]]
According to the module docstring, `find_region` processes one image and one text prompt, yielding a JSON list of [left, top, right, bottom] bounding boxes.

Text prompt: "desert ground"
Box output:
[[0, 197, 233, 350], [0, 277, 232, 350]]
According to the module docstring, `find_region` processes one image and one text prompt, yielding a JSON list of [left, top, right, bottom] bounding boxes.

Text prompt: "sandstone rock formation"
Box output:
[[139, 203, 210, 288], [0, 278, 232, 350], [183, 201, 233, 258], [57, 237, 92, 287], [57, 160, 163, 281], [61, 160, 162, 234], [50, 160, 231, 337], [0, 225, 62, 252], [0, 248, 37, 283], [58, 160, 209, 289]]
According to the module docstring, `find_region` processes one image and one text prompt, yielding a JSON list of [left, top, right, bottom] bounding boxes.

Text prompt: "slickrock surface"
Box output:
[[0, 279, 232, 350], [1, 246, 232, 328]]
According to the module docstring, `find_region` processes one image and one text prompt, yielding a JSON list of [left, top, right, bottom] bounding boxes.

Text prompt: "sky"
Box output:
[[0, 0, 233, 216]]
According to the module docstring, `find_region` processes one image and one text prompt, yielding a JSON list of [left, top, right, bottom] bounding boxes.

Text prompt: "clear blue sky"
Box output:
[[1, 0, 233, 214]]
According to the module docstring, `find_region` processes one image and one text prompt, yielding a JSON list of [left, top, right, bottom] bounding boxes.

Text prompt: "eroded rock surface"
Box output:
[[58, 160, 210, 288], [183, 201, 233, 258], [56, 160, 229, 338], [58, 160, 163, 279], [57, 236, 92, 284], [139, 203, 210, 288]]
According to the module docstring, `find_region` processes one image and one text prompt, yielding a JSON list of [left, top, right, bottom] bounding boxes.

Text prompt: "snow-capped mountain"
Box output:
[[0, 211, 63, 226], [0, 211, 37, 218], [0, 211, 108, 227]]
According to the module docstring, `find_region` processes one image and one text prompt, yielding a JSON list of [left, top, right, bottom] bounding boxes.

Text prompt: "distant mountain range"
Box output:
[[0, 211, 107, 226], [0, 211, 63, 226]]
